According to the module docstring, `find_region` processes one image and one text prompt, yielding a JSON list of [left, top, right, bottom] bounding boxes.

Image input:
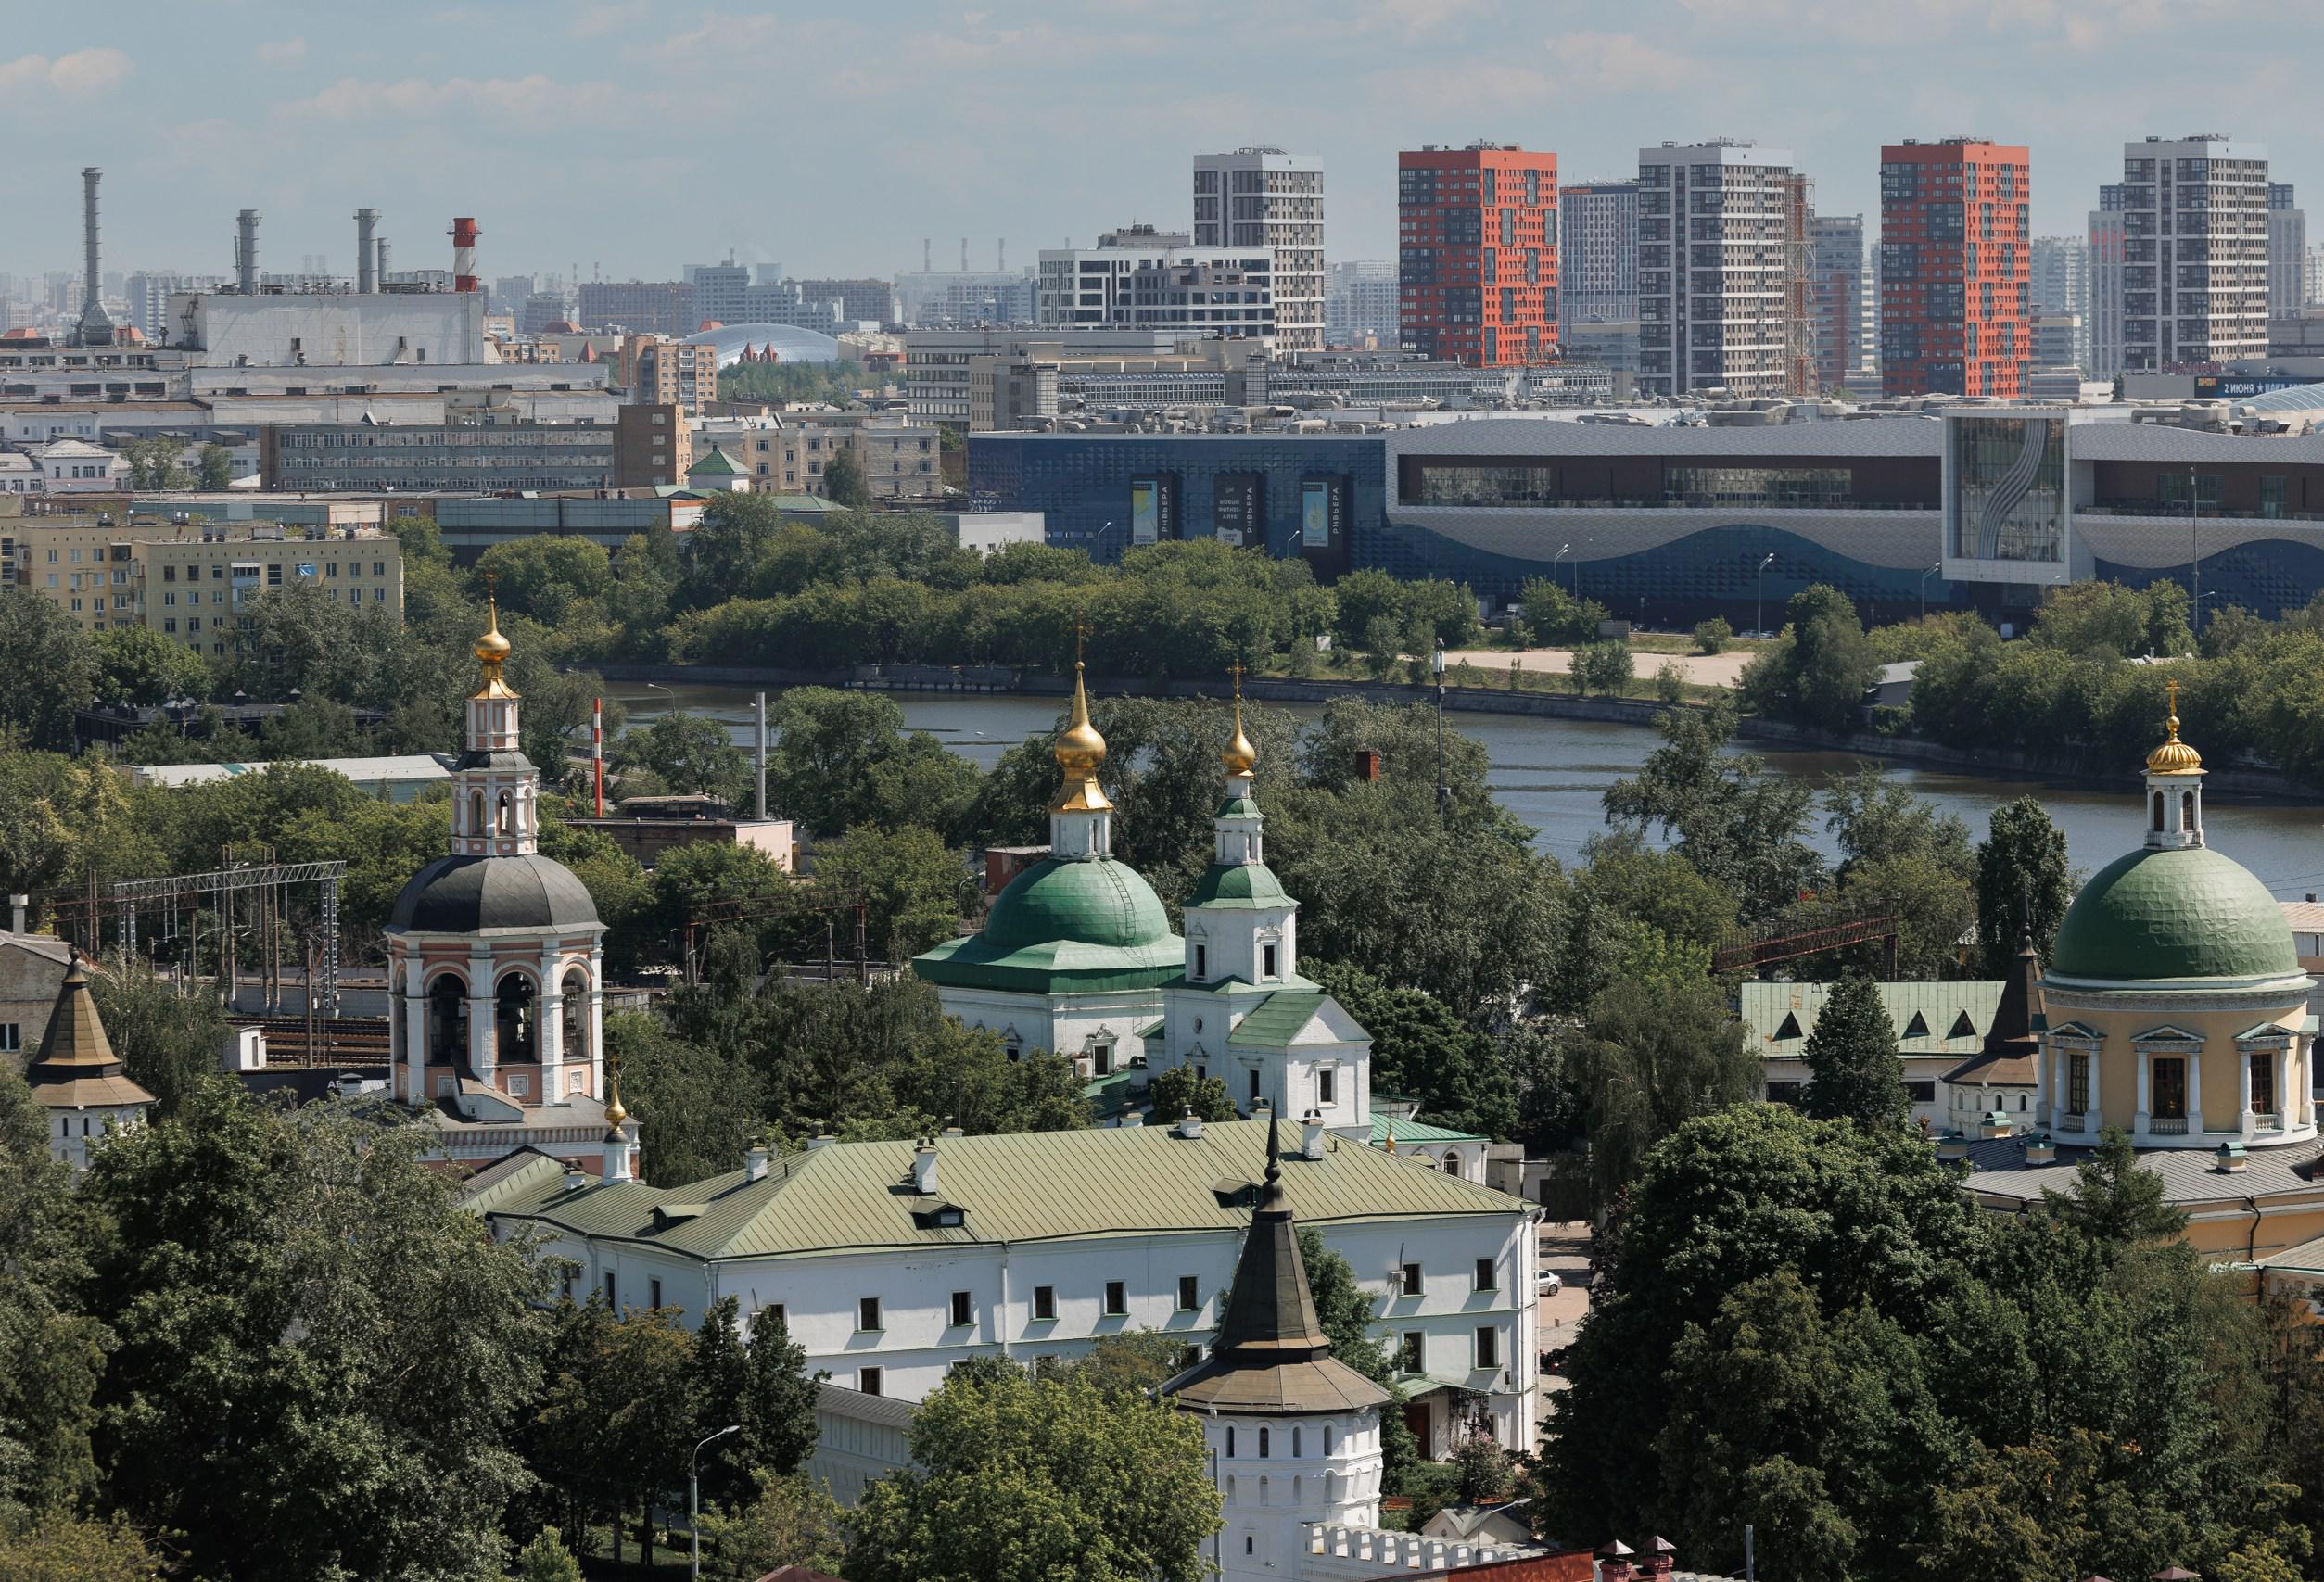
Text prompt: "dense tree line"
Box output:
[[1542, 1108, 2324, 1582]]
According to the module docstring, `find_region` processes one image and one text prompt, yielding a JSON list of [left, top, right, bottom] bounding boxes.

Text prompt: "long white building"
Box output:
[[1037, 227, 1277, 343]]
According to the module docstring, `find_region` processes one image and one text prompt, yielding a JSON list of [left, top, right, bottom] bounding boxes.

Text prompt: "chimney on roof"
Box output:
[[911, 1138, 938, 1196], [562, 1167, 589, 1192], [1176, 1107, 1204, 1140], [1598, 1540, 1637, 1582], [235, 209, 260, 295], [808, 1133, 836, 1150], [1642, 1538, 1678, 1579], [356, 209, 379, 294], [1302, 1109, 1326, 1159], [7, 893, 24, 932], [744, 1142, 771, 1183]]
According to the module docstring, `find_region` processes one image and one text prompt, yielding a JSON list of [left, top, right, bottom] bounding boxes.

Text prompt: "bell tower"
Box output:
[[1049, 621, 1112, 862], [451, 578, 539, 858], [2143, 679, 2205, 851]]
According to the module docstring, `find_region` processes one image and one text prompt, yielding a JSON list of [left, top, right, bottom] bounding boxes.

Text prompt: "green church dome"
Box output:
[[2049, 845, 2301, 986], [1187, 862, 1291, 910], [983, 857, 1174, 951], [913, 856, 1183, 995]]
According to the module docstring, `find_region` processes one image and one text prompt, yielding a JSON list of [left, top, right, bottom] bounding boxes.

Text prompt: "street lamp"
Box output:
[[1554, 542, 1571, 595], [690, 1423, 743, 1579], [2188, 464, 2203, 637], [1755, 552, 1776, 637], [1431, 639, 1448, 826], [1920, 562, 1941, 621]]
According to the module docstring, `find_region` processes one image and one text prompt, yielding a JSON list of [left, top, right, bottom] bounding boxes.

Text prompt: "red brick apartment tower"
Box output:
[[1880, 138, 2032, 397], [1399, 143, 1559, 366]]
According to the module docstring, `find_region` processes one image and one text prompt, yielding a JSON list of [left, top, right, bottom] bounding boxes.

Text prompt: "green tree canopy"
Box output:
[[1799, 973, 1909, 1128], [1739, 583, 1880, 733], [1975, 795, 2073, 976]]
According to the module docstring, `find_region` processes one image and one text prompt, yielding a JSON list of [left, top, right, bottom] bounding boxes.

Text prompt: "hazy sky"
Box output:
[[0, 0, 2304, 285]]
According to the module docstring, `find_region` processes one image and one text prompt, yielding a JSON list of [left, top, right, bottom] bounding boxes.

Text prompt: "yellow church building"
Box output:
[[1953, 689, 2324, 1289]]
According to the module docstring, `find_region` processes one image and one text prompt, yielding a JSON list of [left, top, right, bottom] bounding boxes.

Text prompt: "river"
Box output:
[[607, 683, 2324, 897]]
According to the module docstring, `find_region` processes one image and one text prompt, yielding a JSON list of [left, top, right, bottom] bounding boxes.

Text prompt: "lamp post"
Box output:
[[1920, 562, 1941, 621], [2188, 464, 2202, 638], [1431, 639, 1448, 826], [1554, 542, 1570, 595], [1755, 552, 1776, 637], [690, 1423, 742, 1579]]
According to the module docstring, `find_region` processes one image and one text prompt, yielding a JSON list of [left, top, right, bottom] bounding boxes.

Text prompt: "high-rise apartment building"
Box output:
[[1878, 138, 2030, 398], [2269, 183, 2307, 318], [1397, 143, 1559, 367], [2089, 185, 2127, 377], [1808, 215, 1870, 393], [2031, 235, 2090, 369], [1036, 227, 1277, 341], [1557, 180, 1641, 335], [1636, 141, 1800, 399], [2118, 135, 2268, 372], [1325, 261, 1400, 347], [1193, 148, 1324, 352]]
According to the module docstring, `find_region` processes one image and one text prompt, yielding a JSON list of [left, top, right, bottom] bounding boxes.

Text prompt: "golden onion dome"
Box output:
[[2146, 679, 2203, 776], [1054, 662, 1108, 776], [475, 597, 512, 666], [602, 1053, 628, 1136], [1223, 666, 1257, 776]]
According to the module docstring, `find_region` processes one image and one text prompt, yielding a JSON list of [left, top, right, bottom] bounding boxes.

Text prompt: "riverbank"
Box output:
[[584, 660, 2324, 804]]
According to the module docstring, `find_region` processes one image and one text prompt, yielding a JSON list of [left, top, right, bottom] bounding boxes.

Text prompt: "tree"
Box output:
[[476, 536, 613, 623], [615, 710, 751, 807], [738, 1307, 822, 1482], [847, 1367, 1220, 1582], [84, 1088, 553, 1582], [1739, 584, 1878, 733], [1800, 974, 1909, 1127], [115, 436, 189, 492], [2032, 579, 2193, 659], [1573, 639, 1633, 698], [533, 1306, 703, 1571], [764, 688, 978, 842], [821, 448, 872, 509], [197, 443, 234, 490], [1518, 576, 1607, 645], [1147, 1063, 1237, 1123], [90, 626, 208, 708], [808, 823, 971, 965], [1310, 962, 1517, 1138], [513, 1526, 583, 1582], [0, 1513, 162, 1581], [0, 598, 96, 752], [698, 1474, 845, 1580], [1694, 616, 1733, 654], [86, 963, 230, 1118], [1975, 796, 2072, 976], [2043, 1128, 2187, 1245]]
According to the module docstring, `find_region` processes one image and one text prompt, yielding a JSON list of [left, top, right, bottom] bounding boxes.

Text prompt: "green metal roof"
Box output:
[[912, 855, 1184, 994], [1187, 861, 1293, 910], [468, 1119, 1524, 1264], [1371, 1114, 1484, 1145], [2050, 845, 2301, 985], [1228, 991, 1329, 1048], [687, 443, 743, 475], [1739, 980, 2004, 1056], [1218, 797, 1263, 818]]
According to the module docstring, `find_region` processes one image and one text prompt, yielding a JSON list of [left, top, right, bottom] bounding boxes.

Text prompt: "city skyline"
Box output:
[[0, 0, 2312, 284]]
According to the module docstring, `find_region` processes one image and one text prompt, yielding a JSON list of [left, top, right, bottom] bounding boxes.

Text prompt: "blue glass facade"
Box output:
[[2096, 541, 2324, 623]]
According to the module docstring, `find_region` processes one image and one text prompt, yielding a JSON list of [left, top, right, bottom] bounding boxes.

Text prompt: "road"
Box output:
[[1536, 1221, 1593, 1397], [1442, 647, 1758, 689]]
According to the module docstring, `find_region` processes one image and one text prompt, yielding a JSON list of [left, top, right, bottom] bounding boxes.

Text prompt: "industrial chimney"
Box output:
[[73, 167, 115, 348], [235, 209, 260, 294], [355, 209, 379, 293], [451, 217, 479, 293], [375, 236, 391, 287]]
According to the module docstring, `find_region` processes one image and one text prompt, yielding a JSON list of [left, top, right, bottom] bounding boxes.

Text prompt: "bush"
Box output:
[[1693, 616, 1733, 655], [1656, 660, 1686, 706], [1573, 639, 1634, 699]]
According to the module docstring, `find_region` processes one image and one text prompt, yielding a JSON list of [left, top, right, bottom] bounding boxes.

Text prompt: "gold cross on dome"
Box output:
[[1228, 660, 1245, 698], [1071, 613, 1091, 665], [2165, 677, 2180, 737]]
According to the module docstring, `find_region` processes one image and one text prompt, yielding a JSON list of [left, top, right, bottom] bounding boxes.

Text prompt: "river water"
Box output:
[[609, 683, 2324, 897]]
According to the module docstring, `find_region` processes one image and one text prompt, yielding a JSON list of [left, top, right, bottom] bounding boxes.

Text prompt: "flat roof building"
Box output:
[[1398, 143, 1559, 368], [1195, 149, 1325, 353], [260, 413, 615, 493], [1637, 141, 1803, 399], [1880, 138, 2032, 399]]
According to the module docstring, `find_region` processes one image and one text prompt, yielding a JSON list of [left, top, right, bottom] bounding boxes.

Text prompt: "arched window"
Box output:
[[1323, 1426, 1334, 1456], [469, 790, 486, 835], [561, 966, 590, 1064], [496, 972, 538, 1065], [2153, 791, 2165, 831], [1444, 1153, 1461, 1174], [1225, 1426, 1235, 1458], [2182, 789, 2198, 833], [497, 791, 514, 835], [1291, 1427, 1302, 1458], [427, 973, 468, 1066], [1258, 1427, 1270, 1459]]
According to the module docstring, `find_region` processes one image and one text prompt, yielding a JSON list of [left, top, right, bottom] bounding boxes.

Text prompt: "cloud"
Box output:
[[258, 38, 308, 64], [278, 73, 620, 125], [1548, 32, 1701, 91], [0, 47, 133, 97]]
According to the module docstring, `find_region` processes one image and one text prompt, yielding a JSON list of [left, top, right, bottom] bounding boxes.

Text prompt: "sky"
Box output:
[[0, 0, 2304, 285]]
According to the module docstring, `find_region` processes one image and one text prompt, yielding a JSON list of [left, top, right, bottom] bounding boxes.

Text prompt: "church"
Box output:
[[913, 660, 1372, 1139], [381, 595, 630, 1175]]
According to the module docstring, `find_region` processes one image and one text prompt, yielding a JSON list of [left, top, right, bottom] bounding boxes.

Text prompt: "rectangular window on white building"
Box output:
[[1318, 1066, 1336, 1105], [949, 1290, 973, 1327], [1400, 1263, 1423, 1297], [1474, 1258, 1496, 1291], [858, 1366, 883, 1397], [1401, 1332, 1423, 1371], [1104, 1280, 1127, 1317], [1177, 1274, 1199, 1311], [1033, 1285, 1056, 1321], [0, 1024, 17, 1053], [650, 1278, 662, 1310], [857, 1297, 882, 1332], [604, 1272, 616, 1309], [1476, 1326, 1500, 1369]]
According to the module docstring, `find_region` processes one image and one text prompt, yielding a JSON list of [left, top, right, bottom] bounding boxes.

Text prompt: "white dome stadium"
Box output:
[[683, 323, 844, 367]]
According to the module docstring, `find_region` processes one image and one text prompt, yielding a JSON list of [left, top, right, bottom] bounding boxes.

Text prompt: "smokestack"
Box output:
[[355, 209, 379, 294], [998, 238, 1006, 272], [959, 236, 968, 272], [235, 209, 260, 294], [73, 168, 114, 347], [375, 237, 391, 285], [451, 216, 480, 293], [922, 236, 931, 272]]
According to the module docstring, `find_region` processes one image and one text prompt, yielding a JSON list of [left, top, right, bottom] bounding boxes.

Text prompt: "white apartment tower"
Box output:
[[1636, 141, 1800, 399], [2089, 185, 2127, 379], [1558, 180, 1642, 335], [2031, 236, 2091, 370], [1326, 261, 1400, 347], [2118, 135, 2269, 372], [2270, 184, 2307, 319], [1195, 148, 1324, 352]]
